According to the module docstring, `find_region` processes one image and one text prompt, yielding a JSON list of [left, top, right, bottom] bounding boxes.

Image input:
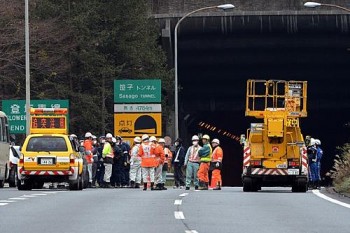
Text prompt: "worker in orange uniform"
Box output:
[[83, 132, 94, 188], [210, 138, 223, 190], [159, 138, 172, 190], [197, 134, 212, 190], [151, 136, 165, 191], [138, 134, 157, 191]]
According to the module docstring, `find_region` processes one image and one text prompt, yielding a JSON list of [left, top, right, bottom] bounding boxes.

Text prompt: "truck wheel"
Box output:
[[69, 174, 82, 191], [243, 177, 257, 192], [0, 179, 4, 188], [292, 178, 307, 193]]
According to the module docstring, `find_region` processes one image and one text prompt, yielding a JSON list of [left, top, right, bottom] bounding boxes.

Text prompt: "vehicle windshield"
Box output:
[[26, 136, 68, 152]]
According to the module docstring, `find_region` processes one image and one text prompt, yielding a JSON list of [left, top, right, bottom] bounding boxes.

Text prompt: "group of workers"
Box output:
[[80, 132, 224, 191], [305, 136, 323, 189]]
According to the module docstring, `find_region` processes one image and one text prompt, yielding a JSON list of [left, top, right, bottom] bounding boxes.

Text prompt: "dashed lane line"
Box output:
[[185, 231, 199, 233], [9, 197, 28, 200], [0, 203, 9, 206], [174, 211, 185, 220], [31, 193, 47, 196], [179, 193, 189, 197], [0, 200, 16, 203], [174, 200, 182, 205], [313, 190, 350, 209]]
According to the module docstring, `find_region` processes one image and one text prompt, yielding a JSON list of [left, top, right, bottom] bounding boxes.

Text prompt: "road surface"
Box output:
[[0, 187, 349, 233]]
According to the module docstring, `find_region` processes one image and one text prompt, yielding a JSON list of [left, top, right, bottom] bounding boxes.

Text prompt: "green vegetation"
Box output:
[[0, 0, 172, 136], [327, 143, 350, 194]]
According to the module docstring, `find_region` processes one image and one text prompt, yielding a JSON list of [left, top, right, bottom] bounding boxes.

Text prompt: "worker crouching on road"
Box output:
[[184, 135, 201, 190], [210, 138, 223, 190], [138, 134, 158, 191], [102, 133, 114, 188], [172, 138, 186, 189], [197, 134, 212, 190], [129, 137, 142, 189], [159, 138, 172, 190], [152, 137, 166, 190]]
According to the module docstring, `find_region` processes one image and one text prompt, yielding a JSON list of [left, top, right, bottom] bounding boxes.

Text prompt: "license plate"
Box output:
[[277, 164, 287, 169], [40, 158, 54, 165], [288, 169, 300, 175]]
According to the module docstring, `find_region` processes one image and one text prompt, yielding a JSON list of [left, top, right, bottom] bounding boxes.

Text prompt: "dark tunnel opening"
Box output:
[[175, 17, 350, 186]]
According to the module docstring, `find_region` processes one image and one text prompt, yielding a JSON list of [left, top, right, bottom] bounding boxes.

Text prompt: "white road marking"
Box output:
[[174, 211, 185, 219], [0, 200, 16, 203], [21, 195, 38, 198], [185, 231, 199, 233], [9, 197, 28, 200], [193, 190, 201, 192], [41, 192, 57, 194], [31, 194, 47, 196], [179, 193, 189, 197], [0, 203, 9, 206], [174, 200, 182, 205], [313, 190, 350, 209]]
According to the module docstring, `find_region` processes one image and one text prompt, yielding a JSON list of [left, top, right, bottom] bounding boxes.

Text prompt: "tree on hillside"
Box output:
[[0, 0, 172, 137]]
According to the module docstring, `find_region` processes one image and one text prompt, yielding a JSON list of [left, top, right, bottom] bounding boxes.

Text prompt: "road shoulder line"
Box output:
[[312, 190, 350, 209]]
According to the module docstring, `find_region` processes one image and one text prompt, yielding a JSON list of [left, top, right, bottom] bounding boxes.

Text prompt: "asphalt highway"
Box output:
[[0, 187, 349, 233]]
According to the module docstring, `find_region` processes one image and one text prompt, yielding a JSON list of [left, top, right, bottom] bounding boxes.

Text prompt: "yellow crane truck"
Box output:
[[241, 80, 309, 192]]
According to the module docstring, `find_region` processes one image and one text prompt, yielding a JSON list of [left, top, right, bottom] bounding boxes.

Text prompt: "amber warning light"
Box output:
[[30, 108, 68, 115]]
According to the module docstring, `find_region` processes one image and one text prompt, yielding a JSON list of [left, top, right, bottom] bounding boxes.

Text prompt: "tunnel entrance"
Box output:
[[174, 15, 350, 186]]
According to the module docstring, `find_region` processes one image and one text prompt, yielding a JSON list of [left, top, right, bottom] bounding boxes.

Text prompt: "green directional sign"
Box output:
[[1, 100, 69, 134], [114, 79, 161, 103]]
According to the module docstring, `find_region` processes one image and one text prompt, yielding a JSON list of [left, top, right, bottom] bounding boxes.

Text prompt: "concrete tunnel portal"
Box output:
[[158, 13, 350, 186]]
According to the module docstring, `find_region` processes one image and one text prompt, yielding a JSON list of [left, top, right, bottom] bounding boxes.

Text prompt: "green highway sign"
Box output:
[[1, 100, 69, 134], [114, 79, 161, 103]]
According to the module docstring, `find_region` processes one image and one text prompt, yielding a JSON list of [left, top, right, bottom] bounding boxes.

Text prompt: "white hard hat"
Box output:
[[150, 136, 157, 142], [70, 134, 77, 138], [134, 137, 141, 143], [158, 138, 165, 143], [315, 139, 321, 145], [85, 132, 92, 138], [310, 138, 316, 146], [142, 134, 149, 141], [202, 134, 210, 140], [112, 137, 117, 143], [192, 135, 199, 141], [92, 135, 97, 139], [106, 133, 113, 138], [212, 138, 220, 144]]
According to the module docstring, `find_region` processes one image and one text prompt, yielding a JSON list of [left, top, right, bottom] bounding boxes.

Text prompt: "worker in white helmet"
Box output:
[[184, 135, 202, 190], [210, 138, 224, 190], [152, 137, 165, 191], [197, 134, 212, 190], [102, 133, 114, 188], [307, 138, 318, 189], [83, 132, 94, 188], [129, 137, 142, 188], [315, 139, 323, 189], [138, 134, 157, 190]]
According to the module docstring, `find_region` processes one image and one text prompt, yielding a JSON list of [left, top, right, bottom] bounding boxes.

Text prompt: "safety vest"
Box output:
[[188, 145, 201, 163], [154, 144, 165, 165], [84, 139, 93, 164], [138, 142, 157, 168], [199, 144, 212, 162], [102, 142, 114, 159], [211, 146, 223, 162]]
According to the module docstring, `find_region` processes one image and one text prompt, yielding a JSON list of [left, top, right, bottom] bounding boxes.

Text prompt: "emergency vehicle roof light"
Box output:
[[30, 108, 68, 115]]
